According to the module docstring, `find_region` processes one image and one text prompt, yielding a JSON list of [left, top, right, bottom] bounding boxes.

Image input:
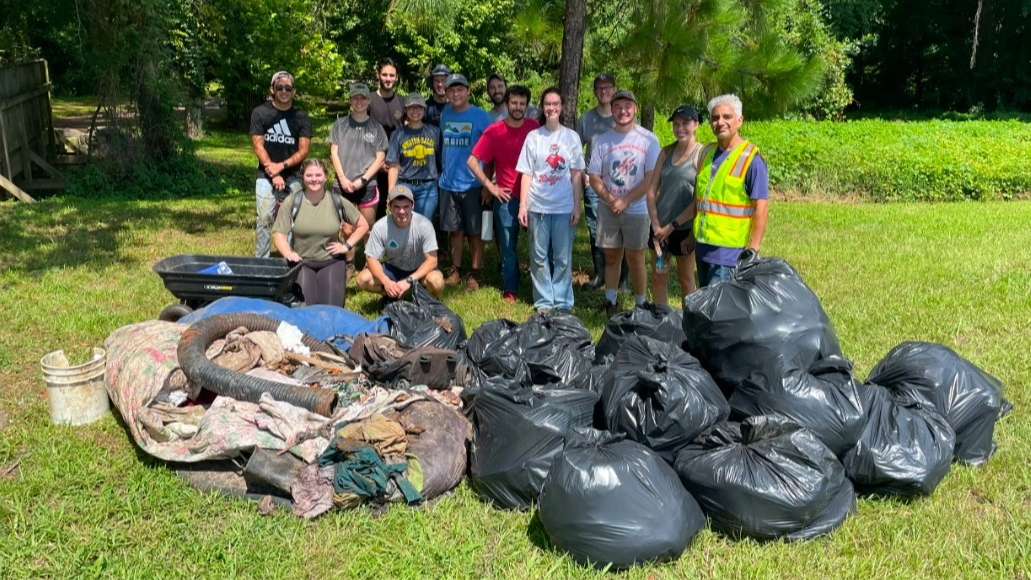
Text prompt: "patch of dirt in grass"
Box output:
[[1, 451, 27, 480]]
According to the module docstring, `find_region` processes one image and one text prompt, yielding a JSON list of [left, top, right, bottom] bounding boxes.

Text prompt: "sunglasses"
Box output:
[[274, 85, 294, 92]]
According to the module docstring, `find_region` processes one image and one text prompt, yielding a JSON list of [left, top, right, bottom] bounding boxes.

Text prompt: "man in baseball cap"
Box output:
[[426, 64, 452, 127], [249, 69, 312, 257], [588, 85, 661, 316], [357, 183, 445, 300], [439, 70, 492, 291]]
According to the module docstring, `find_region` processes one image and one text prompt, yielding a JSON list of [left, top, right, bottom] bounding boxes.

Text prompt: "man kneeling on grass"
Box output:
[[356, 184, 445, 302]]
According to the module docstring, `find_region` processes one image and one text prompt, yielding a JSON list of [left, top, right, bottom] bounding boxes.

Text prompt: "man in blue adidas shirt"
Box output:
[[438, 73, 492, 290], [250, 71, 313, 257]]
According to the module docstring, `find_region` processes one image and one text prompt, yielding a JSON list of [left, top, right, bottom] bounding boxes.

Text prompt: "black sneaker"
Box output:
[[603, 301, 619, 318]]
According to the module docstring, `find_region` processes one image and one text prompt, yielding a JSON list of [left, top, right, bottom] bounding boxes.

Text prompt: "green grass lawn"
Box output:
[[0, 127, 1029, 577]]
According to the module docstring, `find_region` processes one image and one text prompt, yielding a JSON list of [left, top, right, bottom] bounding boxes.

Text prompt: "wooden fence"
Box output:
[[0, 59, 62, 202]]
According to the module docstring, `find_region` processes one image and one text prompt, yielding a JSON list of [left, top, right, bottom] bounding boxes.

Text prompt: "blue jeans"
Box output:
[[696, 259, 735, 287], [404, 181, 439, 223], [583, 185, 600, 248], [530, 212, 575, 311], [255, 176, 302, 258], [493, 198, 520, 294]]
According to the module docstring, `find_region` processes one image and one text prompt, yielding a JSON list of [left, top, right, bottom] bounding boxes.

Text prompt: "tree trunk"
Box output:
[[558, 0, 587, 128], [185, 98, 204, 140], [641, 104, 655, 131]]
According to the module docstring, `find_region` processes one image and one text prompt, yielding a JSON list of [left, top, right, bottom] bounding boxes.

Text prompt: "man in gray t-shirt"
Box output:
[[356, 184, 445, 300], [577, 73, 617, 288]]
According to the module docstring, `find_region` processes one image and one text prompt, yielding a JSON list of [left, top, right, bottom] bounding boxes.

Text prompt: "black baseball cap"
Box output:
[[445, 73, 469, 89], [668, 104, 701, 122], [611, 89, 637, 104], [431, 64, 451, 77], [594, 73, 616, 88]]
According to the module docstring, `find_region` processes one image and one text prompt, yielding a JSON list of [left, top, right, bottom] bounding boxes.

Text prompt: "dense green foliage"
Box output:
[[653, 118, 1031, 201], [825, 0, 1030, 112]]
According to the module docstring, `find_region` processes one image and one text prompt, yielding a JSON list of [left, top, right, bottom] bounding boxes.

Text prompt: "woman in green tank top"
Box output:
[[646, 105, 704, 306]]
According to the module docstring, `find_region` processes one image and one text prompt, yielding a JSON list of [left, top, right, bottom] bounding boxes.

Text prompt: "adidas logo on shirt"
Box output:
[[265, 119, 296, 145]]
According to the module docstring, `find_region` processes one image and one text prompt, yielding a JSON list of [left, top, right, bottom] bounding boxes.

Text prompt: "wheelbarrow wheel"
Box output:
[[159, 303, 194, 322]]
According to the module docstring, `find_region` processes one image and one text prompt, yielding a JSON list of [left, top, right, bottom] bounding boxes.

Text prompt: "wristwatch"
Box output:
[[404, 276, 416, 285], [341, 241, 352, 253]]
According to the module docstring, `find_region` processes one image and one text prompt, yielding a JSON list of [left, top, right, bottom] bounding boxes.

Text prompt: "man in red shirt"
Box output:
[[467, 85, 539, 302]]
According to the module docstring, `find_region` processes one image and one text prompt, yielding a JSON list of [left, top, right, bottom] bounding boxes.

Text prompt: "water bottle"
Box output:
[[654, 240, 667, 274], [214, 261, 234, 275]]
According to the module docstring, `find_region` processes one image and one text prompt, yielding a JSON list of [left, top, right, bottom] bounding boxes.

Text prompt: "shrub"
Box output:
[[654, 119, 1031, 201]]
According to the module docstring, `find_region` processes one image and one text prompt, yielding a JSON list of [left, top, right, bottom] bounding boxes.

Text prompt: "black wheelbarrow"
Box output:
[[153, 255, 302, 322]]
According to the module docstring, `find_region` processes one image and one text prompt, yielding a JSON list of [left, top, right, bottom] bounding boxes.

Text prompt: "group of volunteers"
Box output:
[[249, 61, 769, 315]]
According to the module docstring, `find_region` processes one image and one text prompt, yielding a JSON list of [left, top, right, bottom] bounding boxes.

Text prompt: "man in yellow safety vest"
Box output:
[[693, 94, 770, 286]]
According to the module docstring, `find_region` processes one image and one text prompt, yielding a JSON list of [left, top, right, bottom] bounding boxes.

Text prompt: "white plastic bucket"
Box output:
[[40, 348, 110, 426]]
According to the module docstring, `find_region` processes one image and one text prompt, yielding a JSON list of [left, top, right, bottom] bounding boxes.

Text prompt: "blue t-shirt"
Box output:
[[696, 147, 769, 267], [439, 104, 492, 192]]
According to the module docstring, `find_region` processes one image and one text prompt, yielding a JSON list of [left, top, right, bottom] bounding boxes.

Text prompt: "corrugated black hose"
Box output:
[[177, 313, 338, 416]]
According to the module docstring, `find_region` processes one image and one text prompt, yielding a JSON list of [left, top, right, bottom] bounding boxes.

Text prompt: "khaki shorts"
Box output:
[[597, 205, 650, 250]]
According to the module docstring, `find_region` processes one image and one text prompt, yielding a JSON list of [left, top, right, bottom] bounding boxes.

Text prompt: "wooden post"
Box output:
[[0, 173, 36, 203]]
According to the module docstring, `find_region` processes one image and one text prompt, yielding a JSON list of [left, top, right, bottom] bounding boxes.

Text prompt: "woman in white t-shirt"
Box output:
[[516, 87, 585, 312]]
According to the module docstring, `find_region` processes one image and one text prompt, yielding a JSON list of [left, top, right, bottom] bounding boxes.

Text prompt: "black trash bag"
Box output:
[[728, 356, 867, 456], [468, 381, 599, 510], [842, 384, 955, 496], [517, 312, 596, 391], [465, 319, 522, 378], [867, 342, 1009, 466], [675, 415, 856, 541], [385, 282, 467, 350], [682, 253, 843, 394], [601, 335, 729, 462], [538, 429, 705, 570], [595, 303, 686, 363]]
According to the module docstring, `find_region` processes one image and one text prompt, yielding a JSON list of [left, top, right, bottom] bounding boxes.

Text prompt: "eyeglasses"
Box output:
[[274, 85, 294, 93]]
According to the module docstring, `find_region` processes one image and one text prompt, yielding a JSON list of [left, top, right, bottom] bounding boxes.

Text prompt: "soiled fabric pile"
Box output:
[[105, 318, 470, 518]]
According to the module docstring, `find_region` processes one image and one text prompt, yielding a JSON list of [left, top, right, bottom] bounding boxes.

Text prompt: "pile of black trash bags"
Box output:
[[457, 252, 1010, 570]]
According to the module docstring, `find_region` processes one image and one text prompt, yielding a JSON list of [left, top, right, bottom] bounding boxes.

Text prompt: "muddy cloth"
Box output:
[[675, 416, 855, 541], [386, 282, 467, 349], [539, 429, 705, 570], [867, 342, 1009, 466], [319, 445, 423, 508], [843, 384, 955, 496], [601, 335, 728, 462], [681, 254, 844, 396], [468, 380, 599, 510], [392, 400, 471, 499], [291, 463, 336, 519], [595, 303, 686, 364], [337, 414, 408, 460]]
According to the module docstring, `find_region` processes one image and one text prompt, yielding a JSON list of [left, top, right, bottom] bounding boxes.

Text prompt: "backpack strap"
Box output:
[[330, 191, 347, 225]]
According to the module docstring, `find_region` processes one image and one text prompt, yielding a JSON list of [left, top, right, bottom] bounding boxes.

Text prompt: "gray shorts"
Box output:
[[440, 187, 484, 236], [597, 205, 650, 250]]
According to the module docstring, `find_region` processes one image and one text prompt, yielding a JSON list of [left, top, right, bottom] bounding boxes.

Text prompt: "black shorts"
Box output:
[[440, 187, 484, 236], [651, 226, 696, 257], [334, 180, 379, 208]]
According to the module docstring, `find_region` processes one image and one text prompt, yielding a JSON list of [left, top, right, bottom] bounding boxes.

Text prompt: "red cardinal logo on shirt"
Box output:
[[546, 152, 567, 171]]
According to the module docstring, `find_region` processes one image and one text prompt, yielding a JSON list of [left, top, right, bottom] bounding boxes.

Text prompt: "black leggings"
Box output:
[[297, 258, 349, 306]]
